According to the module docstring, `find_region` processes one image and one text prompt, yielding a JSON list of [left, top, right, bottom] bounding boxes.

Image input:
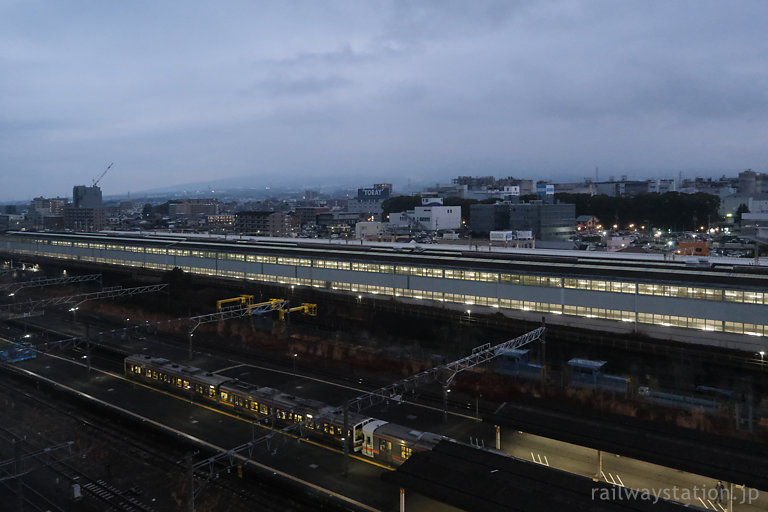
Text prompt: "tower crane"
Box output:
[[92, 162, 113, 187]]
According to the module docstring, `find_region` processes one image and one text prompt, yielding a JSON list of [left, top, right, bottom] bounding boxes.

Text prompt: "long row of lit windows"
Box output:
[[16, 239, 767, 303], [9, 244, 768, 337], [8, 242, 768, 311], [564, 278, 635, 294]]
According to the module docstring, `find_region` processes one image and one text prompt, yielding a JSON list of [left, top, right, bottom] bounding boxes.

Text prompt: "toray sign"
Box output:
[[358, 188, 390, 200]]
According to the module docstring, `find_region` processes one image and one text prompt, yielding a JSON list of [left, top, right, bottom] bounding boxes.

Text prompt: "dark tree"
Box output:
[[554, 192, 721, 231], [381, 195, 422, 218], [735, 203, 750, 225], [443, 197, 479, 224]]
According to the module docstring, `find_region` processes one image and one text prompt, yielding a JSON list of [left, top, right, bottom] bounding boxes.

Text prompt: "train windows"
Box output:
[[379, 440, 391, 453], [251, 401, 258, 411], [220, 391, 230, 403], [401, 446, 412, 460], [260, 404, 269, 414]]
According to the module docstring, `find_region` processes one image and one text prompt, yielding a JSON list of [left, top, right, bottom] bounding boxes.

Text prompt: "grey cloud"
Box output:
[[1, 1, 768, 201], [251, 74, 351, 97]]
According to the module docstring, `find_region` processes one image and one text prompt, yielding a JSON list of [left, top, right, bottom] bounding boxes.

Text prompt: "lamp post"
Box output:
[[760, 351, 765, 367], [293, 353, 298, 377]]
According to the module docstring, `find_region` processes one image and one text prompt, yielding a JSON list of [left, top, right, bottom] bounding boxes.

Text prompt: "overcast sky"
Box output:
[[2, 1, 768, 201]]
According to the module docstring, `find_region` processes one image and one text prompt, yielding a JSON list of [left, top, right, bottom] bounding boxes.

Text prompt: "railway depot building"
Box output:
[[2, 231, 767, 352]]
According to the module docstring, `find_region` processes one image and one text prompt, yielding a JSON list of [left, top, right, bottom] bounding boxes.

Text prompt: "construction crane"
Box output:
[[92, 162, 113, 187]]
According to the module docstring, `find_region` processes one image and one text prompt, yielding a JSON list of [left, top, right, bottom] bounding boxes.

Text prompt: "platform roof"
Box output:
[[487, 399, 768, 491], [568, 358, 607, 371], [383, 441, 695, 512]]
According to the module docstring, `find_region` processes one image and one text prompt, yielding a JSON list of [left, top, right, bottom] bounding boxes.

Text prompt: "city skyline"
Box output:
[[2, 1, 768, 202]]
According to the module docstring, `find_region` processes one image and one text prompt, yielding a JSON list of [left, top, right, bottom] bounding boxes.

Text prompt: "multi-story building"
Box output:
[[738, 169, 768, 195], [346, 184, 392, 218], [73, 185, 102, 209], [31, 196, 68, 216], [65, 185, 105, 231], [266, 212, 297, 237], [169, 199, 220, 217], [63, 206, 105, 232], [471, 201, 575, 241], [235, 211, 272, 235], [234, 211, 297, 236], [207, 214, 235, 230], [387, 197, 461, 231], [294, 206, 329, 227], [316, 212, 361, 234], [29, 196, 68, 228], [4, 231, 767, 352]]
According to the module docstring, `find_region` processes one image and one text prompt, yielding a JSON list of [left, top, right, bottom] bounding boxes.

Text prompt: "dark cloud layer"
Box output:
[[1, 1, 767, 201]]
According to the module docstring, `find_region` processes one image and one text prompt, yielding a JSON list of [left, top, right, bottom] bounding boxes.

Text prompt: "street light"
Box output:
[[760, 351, 765, 366], [293, 353, 298, 376]]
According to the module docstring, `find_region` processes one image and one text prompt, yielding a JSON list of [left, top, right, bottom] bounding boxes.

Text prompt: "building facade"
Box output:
[[471, 202, 575, 241], [3, 231, 767, 352]]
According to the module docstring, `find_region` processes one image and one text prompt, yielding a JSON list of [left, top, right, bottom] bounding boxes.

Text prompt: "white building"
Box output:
[[387, 197, 461, 231], [355, 221, 383, 239]]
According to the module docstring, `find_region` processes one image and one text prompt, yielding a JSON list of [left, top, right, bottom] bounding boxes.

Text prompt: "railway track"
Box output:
[[0, 367, 359, 512], [13, 309, 492, 418]]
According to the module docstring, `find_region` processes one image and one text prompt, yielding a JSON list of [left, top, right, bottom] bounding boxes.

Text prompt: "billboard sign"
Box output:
[[358, 187, 391, 200], [536, 184, 555, 195]]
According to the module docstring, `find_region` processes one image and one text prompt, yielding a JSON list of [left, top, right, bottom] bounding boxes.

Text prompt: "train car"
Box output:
[[124, 355, 442, 464], [125, 354, 232, 405], [219, 380, 374, 451], [311, 405, 373, 453], [362, 420, 444, 465]]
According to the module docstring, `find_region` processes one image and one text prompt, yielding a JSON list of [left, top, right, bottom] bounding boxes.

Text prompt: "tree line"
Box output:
[[553, 192, 721, 231], [382, 192, 722, 232]]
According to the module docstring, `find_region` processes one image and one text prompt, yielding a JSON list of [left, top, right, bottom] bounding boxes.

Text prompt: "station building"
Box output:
[[1, 231, 767, 353]]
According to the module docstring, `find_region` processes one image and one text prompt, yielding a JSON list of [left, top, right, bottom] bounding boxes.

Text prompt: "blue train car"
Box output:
[[495, 349, 543, 378], [568, 358, 628, 393], [638, 386, 720, 412], [0, 342, 37, 363]]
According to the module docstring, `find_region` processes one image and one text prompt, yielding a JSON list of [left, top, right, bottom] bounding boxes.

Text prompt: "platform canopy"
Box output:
[[383, 441, 693, 512]]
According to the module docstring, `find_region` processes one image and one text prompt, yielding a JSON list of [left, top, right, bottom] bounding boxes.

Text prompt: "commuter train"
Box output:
[[124, 354, 444, 466]]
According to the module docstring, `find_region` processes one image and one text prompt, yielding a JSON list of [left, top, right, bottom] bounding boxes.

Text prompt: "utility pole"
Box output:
[[14, 437, 23, 512], [186, 453, 194, 512], [540, 316, 547, 384], [343, 401, 349, 477]]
